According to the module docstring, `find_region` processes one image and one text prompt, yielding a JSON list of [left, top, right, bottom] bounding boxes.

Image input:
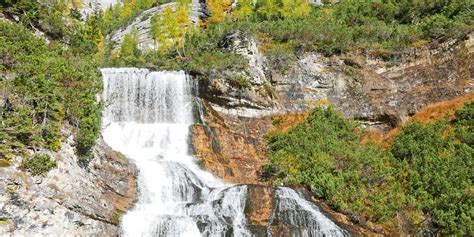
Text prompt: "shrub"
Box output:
[[1, 21, 101, 160], [22, 154, 57, 176], [266, 104, 473, 234], [454, 101, 474, 146], [391, 121, 473, 235], [267, 107, 401, 222]]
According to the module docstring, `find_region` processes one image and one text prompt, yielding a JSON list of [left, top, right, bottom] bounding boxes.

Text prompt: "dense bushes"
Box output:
[[103, 0, 473, 72], [266, 108, 401, 222], [392, 121, 472, 235], [0, 20, 101, 161], [239, 0, 474, 56], [267, 104, 473, 235]]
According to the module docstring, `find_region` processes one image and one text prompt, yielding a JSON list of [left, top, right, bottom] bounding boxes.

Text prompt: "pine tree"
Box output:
[[84, 10, 102, 44], [120, 28, 140, 60]]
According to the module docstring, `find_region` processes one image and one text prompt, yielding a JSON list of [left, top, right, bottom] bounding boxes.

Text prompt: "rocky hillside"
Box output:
[[191, 28, 473, 184], [0, 127, 137, 236]]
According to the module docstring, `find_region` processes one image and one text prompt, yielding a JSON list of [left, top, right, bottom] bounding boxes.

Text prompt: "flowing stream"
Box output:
[[100, 68, 348, 237]]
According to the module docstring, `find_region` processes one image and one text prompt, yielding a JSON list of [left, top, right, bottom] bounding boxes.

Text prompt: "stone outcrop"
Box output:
[[0, 126, 137, 236], [192, 100, 273, 184], [243, 185, 376, 236], [198, 30, 473, 129], [81, 0, 118, 15], [110, 0, 209, 50], [192, 30, 473, 188]]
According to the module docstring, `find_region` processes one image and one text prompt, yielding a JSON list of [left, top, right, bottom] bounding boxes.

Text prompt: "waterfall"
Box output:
[[100, 68, 349, 237], [268, 188, 348, 237]]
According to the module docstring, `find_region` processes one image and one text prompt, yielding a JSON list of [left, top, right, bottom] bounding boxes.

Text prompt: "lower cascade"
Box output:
[[100, 68, 348, 237]]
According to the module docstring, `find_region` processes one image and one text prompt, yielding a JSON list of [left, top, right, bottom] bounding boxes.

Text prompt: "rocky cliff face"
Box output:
[[192, 100, 273, 184], [199, 30, 473, 128], [79, 0, 118, 17], [192, 28, 473, 206], [0, 126, 137, 236]]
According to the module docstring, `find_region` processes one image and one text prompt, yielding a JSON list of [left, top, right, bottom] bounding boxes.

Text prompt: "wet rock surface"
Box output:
[[0, 126, 137, 236], [192, 100, 273, 184], [243, 185, 357, 237]]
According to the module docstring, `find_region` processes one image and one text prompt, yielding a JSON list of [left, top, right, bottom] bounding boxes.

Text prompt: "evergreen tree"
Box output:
[[120, 28, 140, 60]]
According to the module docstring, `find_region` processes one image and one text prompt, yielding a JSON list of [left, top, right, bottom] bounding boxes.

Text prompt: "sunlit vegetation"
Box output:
[[100, 0, 474, 72], [266, 103, 473, 235], [1, 1, 102, 162]]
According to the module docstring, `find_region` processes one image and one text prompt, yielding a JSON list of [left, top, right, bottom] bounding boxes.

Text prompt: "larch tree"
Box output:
[[206, 0, 233, 25], [281, 0, 310, 19], [256, 0, 281, 20], [175, 3, 191, 56], [95, 34, 106, 61], [120, 0, 134, 22], [233, 0, 254, 20], [149, 7, 177, 52]]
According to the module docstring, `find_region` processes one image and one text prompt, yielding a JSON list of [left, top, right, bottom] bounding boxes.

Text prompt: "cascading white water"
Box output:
[[269, 188, 348, 237], [101, 68, 250, 237], [100, 68, 349, 237]]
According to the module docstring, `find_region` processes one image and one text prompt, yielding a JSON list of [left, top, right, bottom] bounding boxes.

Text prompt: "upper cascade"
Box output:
[[100, 68, 349, 237]]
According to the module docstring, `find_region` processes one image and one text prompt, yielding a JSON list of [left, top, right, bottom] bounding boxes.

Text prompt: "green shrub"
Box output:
[[1, 20, 101, 160], [267, 107, 401, 222], [454, 101, 474, 146], [391, 120, 473, 235], [76, 115, 100, 160], [267, 103, 474, 234], [22, 154, 57, 176]]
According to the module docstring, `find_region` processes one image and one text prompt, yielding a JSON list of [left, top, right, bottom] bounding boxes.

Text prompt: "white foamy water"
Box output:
[[100, 68, 349, 237]]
